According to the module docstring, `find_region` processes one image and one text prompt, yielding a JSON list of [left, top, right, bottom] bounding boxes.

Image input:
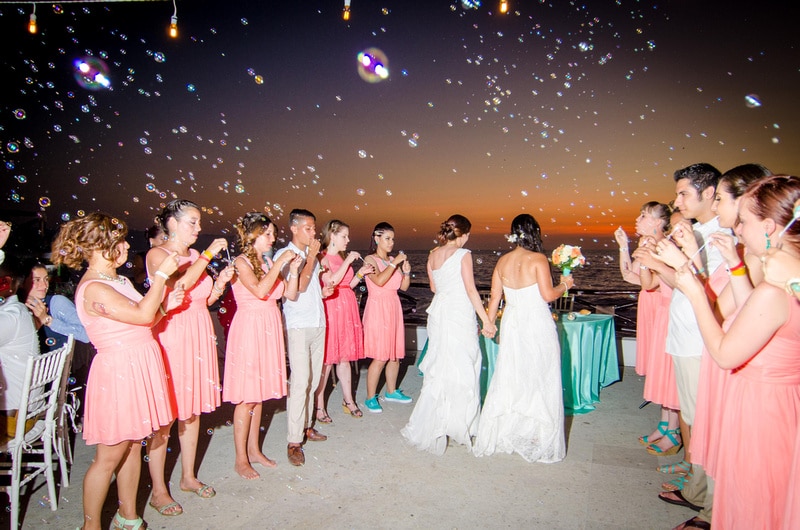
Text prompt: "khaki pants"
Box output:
[[286, 327, 325, 444]]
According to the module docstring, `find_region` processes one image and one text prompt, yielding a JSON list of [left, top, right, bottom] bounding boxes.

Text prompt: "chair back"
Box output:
[[550, 293, 575, 313]]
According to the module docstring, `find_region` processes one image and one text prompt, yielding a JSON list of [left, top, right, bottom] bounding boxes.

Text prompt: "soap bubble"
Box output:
[[357, 149, 367, 158], [187, 84, 196, 92], [356, 188, 366, 196], [357, 47, 389, 83], [39, 197, 51, 208], [13, 109, 26, 119], [154, 52, 166, 63], [45, 338, 57, 346], [7, 142, 19, 153], [73, 57, 111, 90], [744, 94, 762, 108], [254, 75, 264, 84]]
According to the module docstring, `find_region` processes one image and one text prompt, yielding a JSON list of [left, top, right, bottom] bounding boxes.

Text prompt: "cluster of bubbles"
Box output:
[[357, 48, 389, 83], [73, 57, 111, 90]]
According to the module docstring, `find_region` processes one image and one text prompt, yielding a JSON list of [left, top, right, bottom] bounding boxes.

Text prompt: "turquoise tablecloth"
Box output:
[[419, 313, 620, 415], [479, 313, 619, 414]]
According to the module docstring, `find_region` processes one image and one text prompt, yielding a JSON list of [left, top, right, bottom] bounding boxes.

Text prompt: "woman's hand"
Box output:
[[25, 296, 48, 323], [288, 254, 304, 275], [481, 321, 497, 339], [345, 251, 361, 264], [165, 283, 185, 311], [673, 263, 705, 300], [401, 259, 411, 274], [653, 239, 689, 270], [708, 231, 740, 267], [559, 274, 575, 290], [670, 220, 698, 255], [614, 226, 629, 249], [217, 264, 235, 285], [358, 263, 375, 277], [156, 251, 181, 277], [391, 252, 408, 266], [204, 238, 228, 258]]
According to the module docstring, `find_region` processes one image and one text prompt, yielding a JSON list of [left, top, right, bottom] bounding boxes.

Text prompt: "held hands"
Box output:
[[481, 321, 497, 339]]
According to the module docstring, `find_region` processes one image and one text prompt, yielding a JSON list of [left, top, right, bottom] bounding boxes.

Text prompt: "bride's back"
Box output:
[[494, 247, 548, 290]]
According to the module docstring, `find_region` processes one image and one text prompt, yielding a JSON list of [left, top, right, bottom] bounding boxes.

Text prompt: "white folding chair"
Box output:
[[0, 336, 73, 529], [52, 337, 76, 488], [550, 293, 575, 313]]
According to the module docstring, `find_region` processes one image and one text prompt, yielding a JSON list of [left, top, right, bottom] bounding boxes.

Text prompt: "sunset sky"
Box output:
[[1, 0, 798, 250]]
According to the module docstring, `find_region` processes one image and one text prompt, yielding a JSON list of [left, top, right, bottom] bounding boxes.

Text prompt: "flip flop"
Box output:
[[658, 490, 702, 512], [181, 482, 216, 498], [148, 499, 183, 516]]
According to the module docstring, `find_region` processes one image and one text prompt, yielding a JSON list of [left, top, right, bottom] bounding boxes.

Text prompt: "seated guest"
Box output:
[[0, 256, 40, 437]]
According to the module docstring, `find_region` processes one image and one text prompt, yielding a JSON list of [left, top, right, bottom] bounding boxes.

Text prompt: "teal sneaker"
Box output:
[[364, 395, 383, 414], [384, 389, 412, 404]]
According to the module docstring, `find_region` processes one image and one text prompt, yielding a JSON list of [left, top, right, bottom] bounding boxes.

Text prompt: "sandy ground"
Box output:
[[3, 354, 697, 529]]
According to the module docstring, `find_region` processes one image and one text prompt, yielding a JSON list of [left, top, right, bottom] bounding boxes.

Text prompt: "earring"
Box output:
[[765, 232, 771, 250]]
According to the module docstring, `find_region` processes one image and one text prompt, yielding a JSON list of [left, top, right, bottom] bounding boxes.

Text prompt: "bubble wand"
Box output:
[[777, 204, 800, 239]]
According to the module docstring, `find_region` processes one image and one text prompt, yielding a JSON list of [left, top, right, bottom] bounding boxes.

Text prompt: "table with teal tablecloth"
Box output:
[[477, 313, 620, 415]]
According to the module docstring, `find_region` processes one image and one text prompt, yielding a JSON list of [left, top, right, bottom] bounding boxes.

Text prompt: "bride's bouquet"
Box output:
[[551, 244, 585, 276]]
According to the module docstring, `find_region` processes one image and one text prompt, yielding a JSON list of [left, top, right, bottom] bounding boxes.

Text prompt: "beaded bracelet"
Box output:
[[388, 261, 397, 268], [212, 284, 225, 296], [154, 270, 170, 280], [560, 281, 569, 293]]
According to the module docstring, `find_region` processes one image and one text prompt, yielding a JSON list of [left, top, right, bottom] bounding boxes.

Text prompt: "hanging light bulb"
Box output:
[[28, 4, 37, 34], [343, 0, 351, 21], [168, 0, 178, 38], [499, 0, 509, 14]]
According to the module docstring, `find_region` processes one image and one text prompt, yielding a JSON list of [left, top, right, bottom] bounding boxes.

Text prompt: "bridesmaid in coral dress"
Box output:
[[362, 222, 413, 414], [145, 199, 235, 516], [52, 212, 181, 530], [223, 213, 301, 479], [673, 175, 800, 530], [313, 220, 374, 421]]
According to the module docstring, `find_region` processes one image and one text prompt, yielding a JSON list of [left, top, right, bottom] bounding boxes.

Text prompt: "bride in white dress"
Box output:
[[401, 214, 496, 455], [473, 213, 574, 463]]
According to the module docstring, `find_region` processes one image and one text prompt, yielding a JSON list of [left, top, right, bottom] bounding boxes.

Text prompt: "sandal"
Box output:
[[316, 408, 333, 423], [639, 420, 668, 446], [662, 472, 692, 492], [675, 516, 711, 530], [647, 428, 682, 456], [658, 459, 691, 475], [342, 401, 363, 418], [180, 482, 216, 498], [113, 511, 146, 529], [148, 498, 183, 516]]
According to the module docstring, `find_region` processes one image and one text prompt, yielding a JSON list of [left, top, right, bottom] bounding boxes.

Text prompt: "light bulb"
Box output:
[[343, 0, 351, 21], [169, 15, 178, 38], [499, 0, 508, 14], [28, 13, 37, 34]]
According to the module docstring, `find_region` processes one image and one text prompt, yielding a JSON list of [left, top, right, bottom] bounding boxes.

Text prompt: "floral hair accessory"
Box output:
[[506, 234, 518, 243]]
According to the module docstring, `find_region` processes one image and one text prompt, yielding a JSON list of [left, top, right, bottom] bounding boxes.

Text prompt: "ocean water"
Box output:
[[375, 249, 639, 327]]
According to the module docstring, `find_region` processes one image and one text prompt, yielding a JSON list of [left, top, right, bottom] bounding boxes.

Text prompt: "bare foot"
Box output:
[[234, 460, 260, 480], [249, 451, 277, 468]]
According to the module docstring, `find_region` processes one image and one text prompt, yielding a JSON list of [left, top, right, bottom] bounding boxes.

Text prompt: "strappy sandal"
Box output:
[[112, 511, 147, 529], [342, 401, 363, 418], [657, 459, 691, 475], [646, 428, 682, 456], [662, 472, 692, 492], [316, 408, 333, 423], [639, 420, 668, 446], [180, 482, 216, 498]]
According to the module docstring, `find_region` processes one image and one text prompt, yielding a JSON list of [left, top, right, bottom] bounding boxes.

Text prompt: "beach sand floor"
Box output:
[[3, 351, 696, 529]]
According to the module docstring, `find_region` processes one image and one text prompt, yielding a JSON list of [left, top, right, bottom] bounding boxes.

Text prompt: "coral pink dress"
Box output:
[[322, 253, 364, 364], [151, 248, 221, 421], [363, 258, 405, 361], [76, 279, 175, 445], [712, 294, 800, 529], [634, 288, 659, 376], [641, 283, 680, 410], [222, 257, 287, 403]]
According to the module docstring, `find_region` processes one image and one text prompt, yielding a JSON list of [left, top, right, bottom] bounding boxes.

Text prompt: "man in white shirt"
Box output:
[[275, 209, 333, 466], [0, 257, 40, 416]]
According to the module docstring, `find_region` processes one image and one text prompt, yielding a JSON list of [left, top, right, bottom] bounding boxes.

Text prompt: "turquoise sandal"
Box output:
[[658, 459, 691, 475], [639, 420, 668, 446], [112, 511, 146, 530], [646, 428, 682, 456], [662, 472, 692, 492]]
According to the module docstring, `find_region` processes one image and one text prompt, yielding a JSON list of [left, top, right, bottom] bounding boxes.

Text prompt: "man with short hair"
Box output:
[[275, 209, 333, 466]]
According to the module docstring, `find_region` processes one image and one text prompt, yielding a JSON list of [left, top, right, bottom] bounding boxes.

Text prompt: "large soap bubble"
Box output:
[[357, 48, 389, 83], [73, 57, 111, 90]]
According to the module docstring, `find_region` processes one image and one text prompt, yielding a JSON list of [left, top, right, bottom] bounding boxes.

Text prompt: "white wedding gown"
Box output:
[[401, 248, 481, 455], [473, 283, 566, 463]]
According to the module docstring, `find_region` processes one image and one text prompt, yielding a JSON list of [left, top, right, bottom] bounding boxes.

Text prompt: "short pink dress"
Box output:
[[322, 253, 364, 364], [76, 279, 175, 445], [634, 288, 659, 376], [363, 259, 405, 361], [712, 294, 800, 529], [222, 257, 287, 404], [151, 248, 221, 421], [641, 282, 680, 410]]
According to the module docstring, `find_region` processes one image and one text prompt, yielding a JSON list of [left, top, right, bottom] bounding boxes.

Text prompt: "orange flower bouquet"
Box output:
[[551, 244, 585, 277]]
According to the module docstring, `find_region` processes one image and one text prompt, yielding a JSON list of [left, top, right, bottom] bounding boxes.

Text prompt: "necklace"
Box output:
[[90, 268, 126, 285]]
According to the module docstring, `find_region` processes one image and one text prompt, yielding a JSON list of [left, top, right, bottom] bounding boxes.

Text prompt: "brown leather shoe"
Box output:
[[287, 444, 305, 466], [305, 427, 328, 442]]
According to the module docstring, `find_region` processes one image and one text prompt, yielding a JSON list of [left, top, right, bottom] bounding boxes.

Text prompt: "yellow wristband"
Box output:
[[201, 250, 214, 261], [730, 267, 747, 277]]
